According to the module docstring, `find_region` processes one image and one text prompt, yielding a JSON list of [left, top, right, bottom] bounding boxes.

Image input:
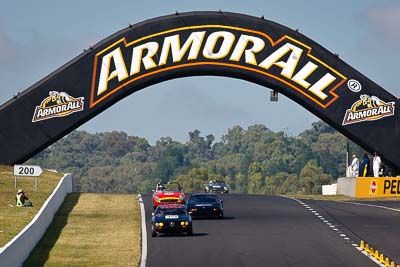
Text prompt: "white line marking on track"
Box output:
[[360, 251, 387, 267], [343, 201, 400, 213], [138, 194, 147, 267], [279, 195, 388, 267]]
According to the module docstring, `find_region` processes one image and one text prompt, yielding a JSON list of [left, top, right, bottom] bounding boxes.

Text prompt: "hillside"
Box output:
[[27, 121, 367, 195]]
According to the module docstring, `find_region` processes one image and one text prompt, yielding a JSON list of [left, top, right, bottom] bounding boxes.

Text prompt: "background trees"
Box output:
[[29, 121, 362, 195]]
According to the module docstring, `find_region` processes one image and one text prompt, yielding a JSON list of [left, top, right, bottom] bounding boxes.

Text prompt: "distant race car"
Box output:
[[152, 181, 185, 209], [186, 193, 224, 219], [204, 180, 229, 194], [151, 204, 193, 237]]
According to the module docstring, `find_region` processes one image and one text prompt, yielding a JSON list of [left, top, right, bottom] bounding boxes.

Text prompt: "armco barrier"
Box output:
[[0, 173, 73, 267]]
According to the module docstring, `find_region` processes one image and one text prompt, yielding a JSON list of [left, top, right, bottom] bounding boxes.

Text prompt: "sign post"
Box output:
[[13, 165, 43, 191]]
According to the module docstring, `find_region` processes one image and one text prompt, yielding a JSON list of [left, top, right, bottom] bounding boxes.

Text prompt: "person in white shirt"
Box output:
[[372, 152, 381, 177], [350, 154, 359, 177]]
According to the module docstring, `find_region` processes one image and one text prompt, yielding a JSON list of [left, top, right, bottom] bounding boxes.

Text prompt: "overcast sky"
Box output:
[[1, 1, 399, 144]]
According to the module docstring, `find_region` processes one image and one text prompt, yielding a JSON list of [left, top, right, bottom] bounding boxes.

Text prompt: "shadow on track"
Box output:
[[192, 216, 235, 220]]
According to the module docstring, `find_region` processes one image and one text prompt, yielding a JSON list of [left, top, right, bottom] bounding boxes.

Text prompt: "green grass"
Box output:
[[0, 165, 63, 246], [24, 193, 141, 267]]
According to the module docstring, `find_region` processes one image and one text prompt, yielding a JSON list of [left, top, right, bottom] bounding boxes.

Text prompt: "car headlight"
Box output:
[[154, 196, 160, 202], [179, 195, 185, 201], [180, 221, 189, 226], [155, 222, 164, 227], [224, 186, 228, 190]]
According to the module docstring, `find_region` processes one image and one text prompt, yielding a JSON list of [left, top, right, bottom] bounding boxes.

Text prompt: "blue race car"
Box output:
[[151, 204, 193, 237]]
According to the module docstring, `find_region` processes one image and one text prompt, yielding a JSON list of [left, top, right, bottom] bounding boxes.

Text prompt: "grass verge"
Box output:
[[0, 165, 63, 247], [24, 193, 141, 267]]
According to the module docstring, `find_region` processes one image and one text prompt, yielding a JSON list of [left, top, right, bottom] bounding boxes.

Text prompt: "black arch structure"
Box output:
[[1, 11, 399, 171]]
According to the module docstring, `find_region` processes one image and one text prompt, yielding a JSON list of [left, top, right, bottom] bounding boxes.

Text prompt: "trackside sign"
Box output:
[[355, 177, 400, 198], [90, 25, 347, 109]]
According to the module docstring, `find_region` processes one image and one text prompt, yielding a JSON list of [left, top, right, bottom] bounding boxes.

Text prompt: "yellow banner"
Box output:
[[355, 177, 400, 198]]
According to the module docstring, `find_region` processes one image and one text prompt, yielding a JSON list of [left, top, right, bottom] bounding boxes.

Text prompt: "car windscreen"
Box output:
[[189, 195, 218, 203], [156, 207, 186, 216], [165, 183, 180, 191]]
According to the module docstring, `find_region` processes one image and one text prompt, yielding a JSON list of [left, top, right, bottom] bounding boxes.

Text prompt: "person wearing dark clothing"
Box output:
[[359, 152, 371, 177], [15, 189, 33, 207], [382, 163, 394, 177]]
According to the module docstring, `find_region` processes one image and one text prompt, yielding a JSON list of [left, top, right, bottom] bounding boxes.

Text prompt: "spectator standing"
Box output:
[[350, 154, 359, 177], [372, 152, 382, 177], [359, 152, 371, 177], [382, 163, 393, 177]]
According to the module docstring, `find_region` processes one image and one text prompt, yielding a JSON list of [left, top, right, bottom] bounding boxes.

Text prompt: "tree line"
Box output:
[[28, 121, 364, 195]]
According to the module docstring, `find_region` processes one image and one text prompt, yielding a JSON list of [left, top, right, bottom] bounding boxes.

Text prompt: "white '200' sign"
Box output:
[[13, 165, 43, 177]]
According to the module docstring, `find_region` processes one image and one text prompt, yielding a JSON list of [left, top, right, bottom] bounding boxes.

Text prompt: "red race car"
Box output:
[[152, 181, 186, 209]]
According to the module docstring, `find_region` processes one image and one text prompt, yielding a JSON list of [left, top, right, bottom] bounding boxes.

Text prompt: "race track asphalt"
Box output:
[[302, 199, 400, 263], [142, 194, 379, 267]]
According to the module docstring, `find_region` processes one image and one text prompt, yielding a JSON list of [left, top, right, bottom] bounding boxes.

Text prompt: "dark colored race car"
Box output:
[[152, 181, 186, 209], [204, 180, 229, 193], [151, 204, 193, 237], [186, 193, 224, 219]]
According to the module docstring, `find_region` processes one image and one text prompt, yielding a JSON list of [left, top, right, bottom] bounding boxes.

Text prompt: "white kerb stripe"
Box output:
[[138, 194, 147, 267]]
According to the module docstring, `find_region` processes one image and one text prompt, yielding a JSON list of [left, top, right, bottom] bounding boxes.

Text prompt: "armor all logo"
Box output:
[[342, 95, 395, 125], [32, 91, 84, 122]]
